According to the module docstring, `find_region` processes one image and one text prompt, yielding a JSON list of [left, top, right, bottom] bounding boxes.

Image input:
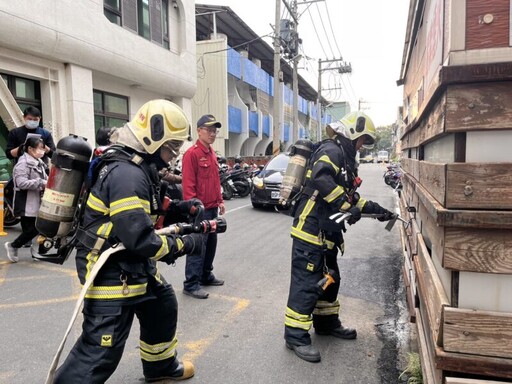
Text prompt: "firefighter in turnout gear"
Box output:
[[284, 111, 395, 363], [54, 100, 198, 383]]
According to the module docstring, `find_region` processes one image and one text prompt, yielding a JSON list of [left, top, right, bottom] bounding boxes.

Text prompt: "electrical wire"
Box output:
[[315, 3, 335, 58]]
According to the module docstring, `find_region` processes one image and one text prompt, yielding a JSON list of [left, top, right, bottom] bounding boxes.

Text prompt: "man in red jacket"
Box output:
[[181, 114, 226, 299]]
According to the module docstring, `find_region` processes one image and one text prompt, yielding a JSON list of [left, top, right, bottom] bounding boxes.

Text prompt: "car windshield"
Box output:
[[266, 154, 289, 171]]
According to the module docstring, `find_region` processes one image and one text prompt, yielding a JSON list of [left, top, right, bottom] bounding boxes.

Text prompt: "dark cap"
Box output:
[[197, 114, 222, 129]]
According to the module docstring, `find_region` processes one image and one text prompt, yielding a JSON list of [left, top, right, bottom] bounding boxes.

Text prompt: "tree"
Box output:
[[375, 124, 393, 152]]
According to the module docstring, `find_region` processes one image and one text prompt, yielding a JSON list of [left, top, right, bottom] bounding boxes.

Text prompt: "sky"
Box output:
[[197, 0, 411, 127]]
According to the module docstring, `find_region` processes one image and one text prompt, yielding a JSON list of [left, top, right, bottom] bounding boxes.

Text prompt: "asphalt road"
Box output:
[[0, 163, 412, 384]]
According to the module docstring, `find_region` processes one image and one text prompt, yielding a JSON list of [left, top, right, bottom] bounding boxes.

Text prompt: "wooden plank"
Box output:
[[418, 93, 446, 146], [415, 234, 450, 346], [444, 227, 512, 274], [443, 307, 512, 359], [445, 378, 511, 384], [440, 62, 512, 84], [416, 307, 444, 384], [412, 174, 512, 229], [446, 163, 512, 210], [401, 224, 416, 322], [403, 158, 420, 182], [418, 200, 445, 269], [435, 345, 512, 379], [445, 83, 512, 132], [419, 161, 446, 206]]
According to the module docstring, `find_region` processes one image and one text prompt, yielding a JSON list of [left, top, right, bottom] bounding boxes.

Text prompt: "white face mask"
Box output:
[[25, 120, 39, 130], [33, 148, 45, 159]]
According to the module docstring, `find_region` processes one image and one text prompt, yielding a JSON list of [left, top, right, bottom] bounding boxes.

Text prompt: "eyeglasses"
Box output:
[[200, 127, 219, 135]]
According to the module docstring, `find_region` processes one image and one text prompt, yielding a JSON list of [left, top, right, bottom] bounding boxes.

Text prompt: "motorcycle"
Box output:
[[219, 165, 252, 200], [383, 163, 402, 191], [3, 178, 20, 227]]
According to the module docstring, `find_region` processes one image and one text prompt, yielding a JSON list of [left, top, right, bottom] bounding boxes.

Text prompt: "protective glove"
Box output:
[[346, 206, 361, 225], [180, 233, 204, 255], [377, 209, 396, 222], [174, 198, 204, 216]]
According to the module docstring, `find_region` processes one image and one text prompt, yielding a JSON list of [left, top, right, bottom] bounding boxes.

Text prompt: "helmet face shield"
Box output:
[[161, 140, 183, 159]]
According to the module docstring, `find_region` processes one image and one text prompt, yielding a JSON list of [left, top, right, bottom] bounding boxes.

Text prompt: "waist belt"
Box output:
[[76, 228, 117, 255]]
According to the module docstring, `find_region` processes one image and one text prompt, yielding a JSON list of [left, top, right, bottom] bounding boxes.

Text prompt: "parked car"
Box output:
[[250, 153, 290, 208], [360, 154, 374, 164], [377, 150, 390, 163]]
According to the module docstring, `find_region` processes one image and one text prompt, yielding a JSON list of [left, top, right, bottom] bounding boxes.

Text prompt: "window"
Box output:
[[104, 0, 121, 25], [137, 0, 150, 39], [162, 0, 170, 49], [103, 0, 170, 48], [0, 73, 41, 112], [93, 90, 129, 136]]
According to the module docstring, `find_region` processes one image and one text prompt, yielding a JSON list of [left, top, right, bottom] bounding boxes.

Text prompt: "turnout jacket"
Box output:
[[291, 139, 378, 247], [77, 151, 184, 303]]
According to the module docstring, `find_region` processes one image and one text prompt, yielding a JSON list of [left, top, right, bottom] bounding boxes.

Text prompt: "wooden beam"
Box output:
[[445, 82, 512, 132], [440, 62, 512, 85], [443, 307, 512, 359], [445, 378, 509, 384], [446, 163, 512, 210], [415, 234, 450, 346], [416, 308, 443, 384], [435, 345, 512, 379], [419, 161, 446, 207], [444, 227, 512, 274], [409, 173, 512, 229]]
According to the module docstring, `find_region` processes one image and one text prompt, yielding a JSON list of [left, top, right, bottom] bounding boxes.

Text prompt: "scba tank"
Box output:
[[36, 135, 92, 238], [279, 139, 315, 207]]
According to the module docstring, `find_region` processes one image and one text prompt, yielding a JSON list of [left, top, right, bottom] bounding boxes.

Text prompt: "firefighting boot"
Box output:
[[286, 342, 321, 363], [145, 361, 195, 382], [315, 324, 357, 339]]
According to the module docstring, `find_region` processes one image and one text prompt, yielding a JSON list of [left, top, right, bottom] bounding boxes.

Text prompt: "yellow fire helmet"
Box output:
[[127, 99, 190, 154], [326, 111, 376, 149]]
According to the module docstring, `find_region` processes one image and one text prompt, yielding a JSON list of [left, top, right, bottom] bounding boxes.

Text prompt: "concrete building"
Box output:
[[0, 0, 196, 162], [195, 4, 333, 157]]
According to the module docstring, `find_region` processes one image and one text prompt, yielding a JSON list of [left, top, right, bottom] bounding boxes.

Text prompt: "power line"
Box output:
[[307, 8, 328, 58], [315, 3, 335, 58]]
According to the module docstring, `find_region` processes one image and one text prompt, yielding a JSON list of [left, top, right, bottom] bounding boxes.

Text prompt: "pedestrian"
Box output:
[[4, 136, 48, 262], [6, 106, 56, 167], [284, 111, 396, 363], [54, 100, 201, 383], [181, 114, 225, 299]]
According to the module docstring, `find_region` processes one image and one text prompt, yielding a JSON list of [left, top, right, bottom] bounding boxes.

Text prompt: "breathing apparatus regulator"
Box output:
[[279, 139, 316, 209], [34, 135, 93, 264]]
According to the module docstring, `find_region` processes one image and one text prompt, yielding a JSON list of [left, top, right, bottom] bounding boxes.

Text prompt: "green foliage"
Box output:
[[375, 124, 394, 151], [399, 352, 423, 384]]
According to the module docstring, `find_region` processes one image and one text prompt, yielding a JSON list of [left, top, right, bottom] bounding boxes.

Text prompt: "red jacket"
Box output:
[[182, 140, 223, 209]]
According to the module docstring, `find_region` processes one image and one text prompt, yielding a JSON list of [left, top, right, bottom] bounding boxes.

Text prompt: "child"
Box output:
[[4, 137, 48, 262]]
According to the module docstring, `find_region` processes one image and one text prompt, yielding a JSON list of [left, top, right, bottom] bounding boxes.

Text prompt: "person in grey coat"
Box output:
[[4, 136, 48, 262]]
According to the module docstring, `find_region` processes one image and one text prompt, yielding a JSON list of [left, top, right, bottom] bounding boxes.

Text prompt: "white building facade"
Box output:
[[0, 0, 196, 152]]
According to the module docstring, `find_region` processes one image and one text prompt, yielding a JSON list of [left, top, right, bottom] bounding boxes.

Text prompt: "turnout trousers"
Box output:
[[284, 236, 343, 346], [54, 282, 180, 383]]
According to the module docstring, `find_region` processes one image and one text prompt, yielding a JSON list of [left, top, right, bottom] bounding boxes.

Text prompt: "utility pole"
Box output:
[[317, 58, 352, 141], [272, 0, 282, 155], [289, 0, 299, 144]]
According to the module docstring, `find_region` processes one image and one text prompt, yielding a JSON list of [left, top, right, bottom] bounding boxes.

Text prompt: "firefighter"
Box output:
[[54, 100, 200, 383], [284, 111, 395, 363]]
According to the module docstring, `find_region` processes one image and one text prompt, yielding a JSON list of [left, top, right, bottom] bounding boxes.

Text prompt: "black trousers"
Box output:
[[184, 207, 218, 291], [284, 237, 342, 346], [54, 282, 180, 383], [11, 216, 39, 248]]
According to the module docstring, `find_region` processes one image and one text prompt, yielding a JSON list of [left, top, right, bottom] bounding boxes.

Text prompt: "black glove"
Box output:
[[181, 233, 204, 255], [175, 198, 204, 216], [377, 209, 396, 222], [347, 206, 361, 225]]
